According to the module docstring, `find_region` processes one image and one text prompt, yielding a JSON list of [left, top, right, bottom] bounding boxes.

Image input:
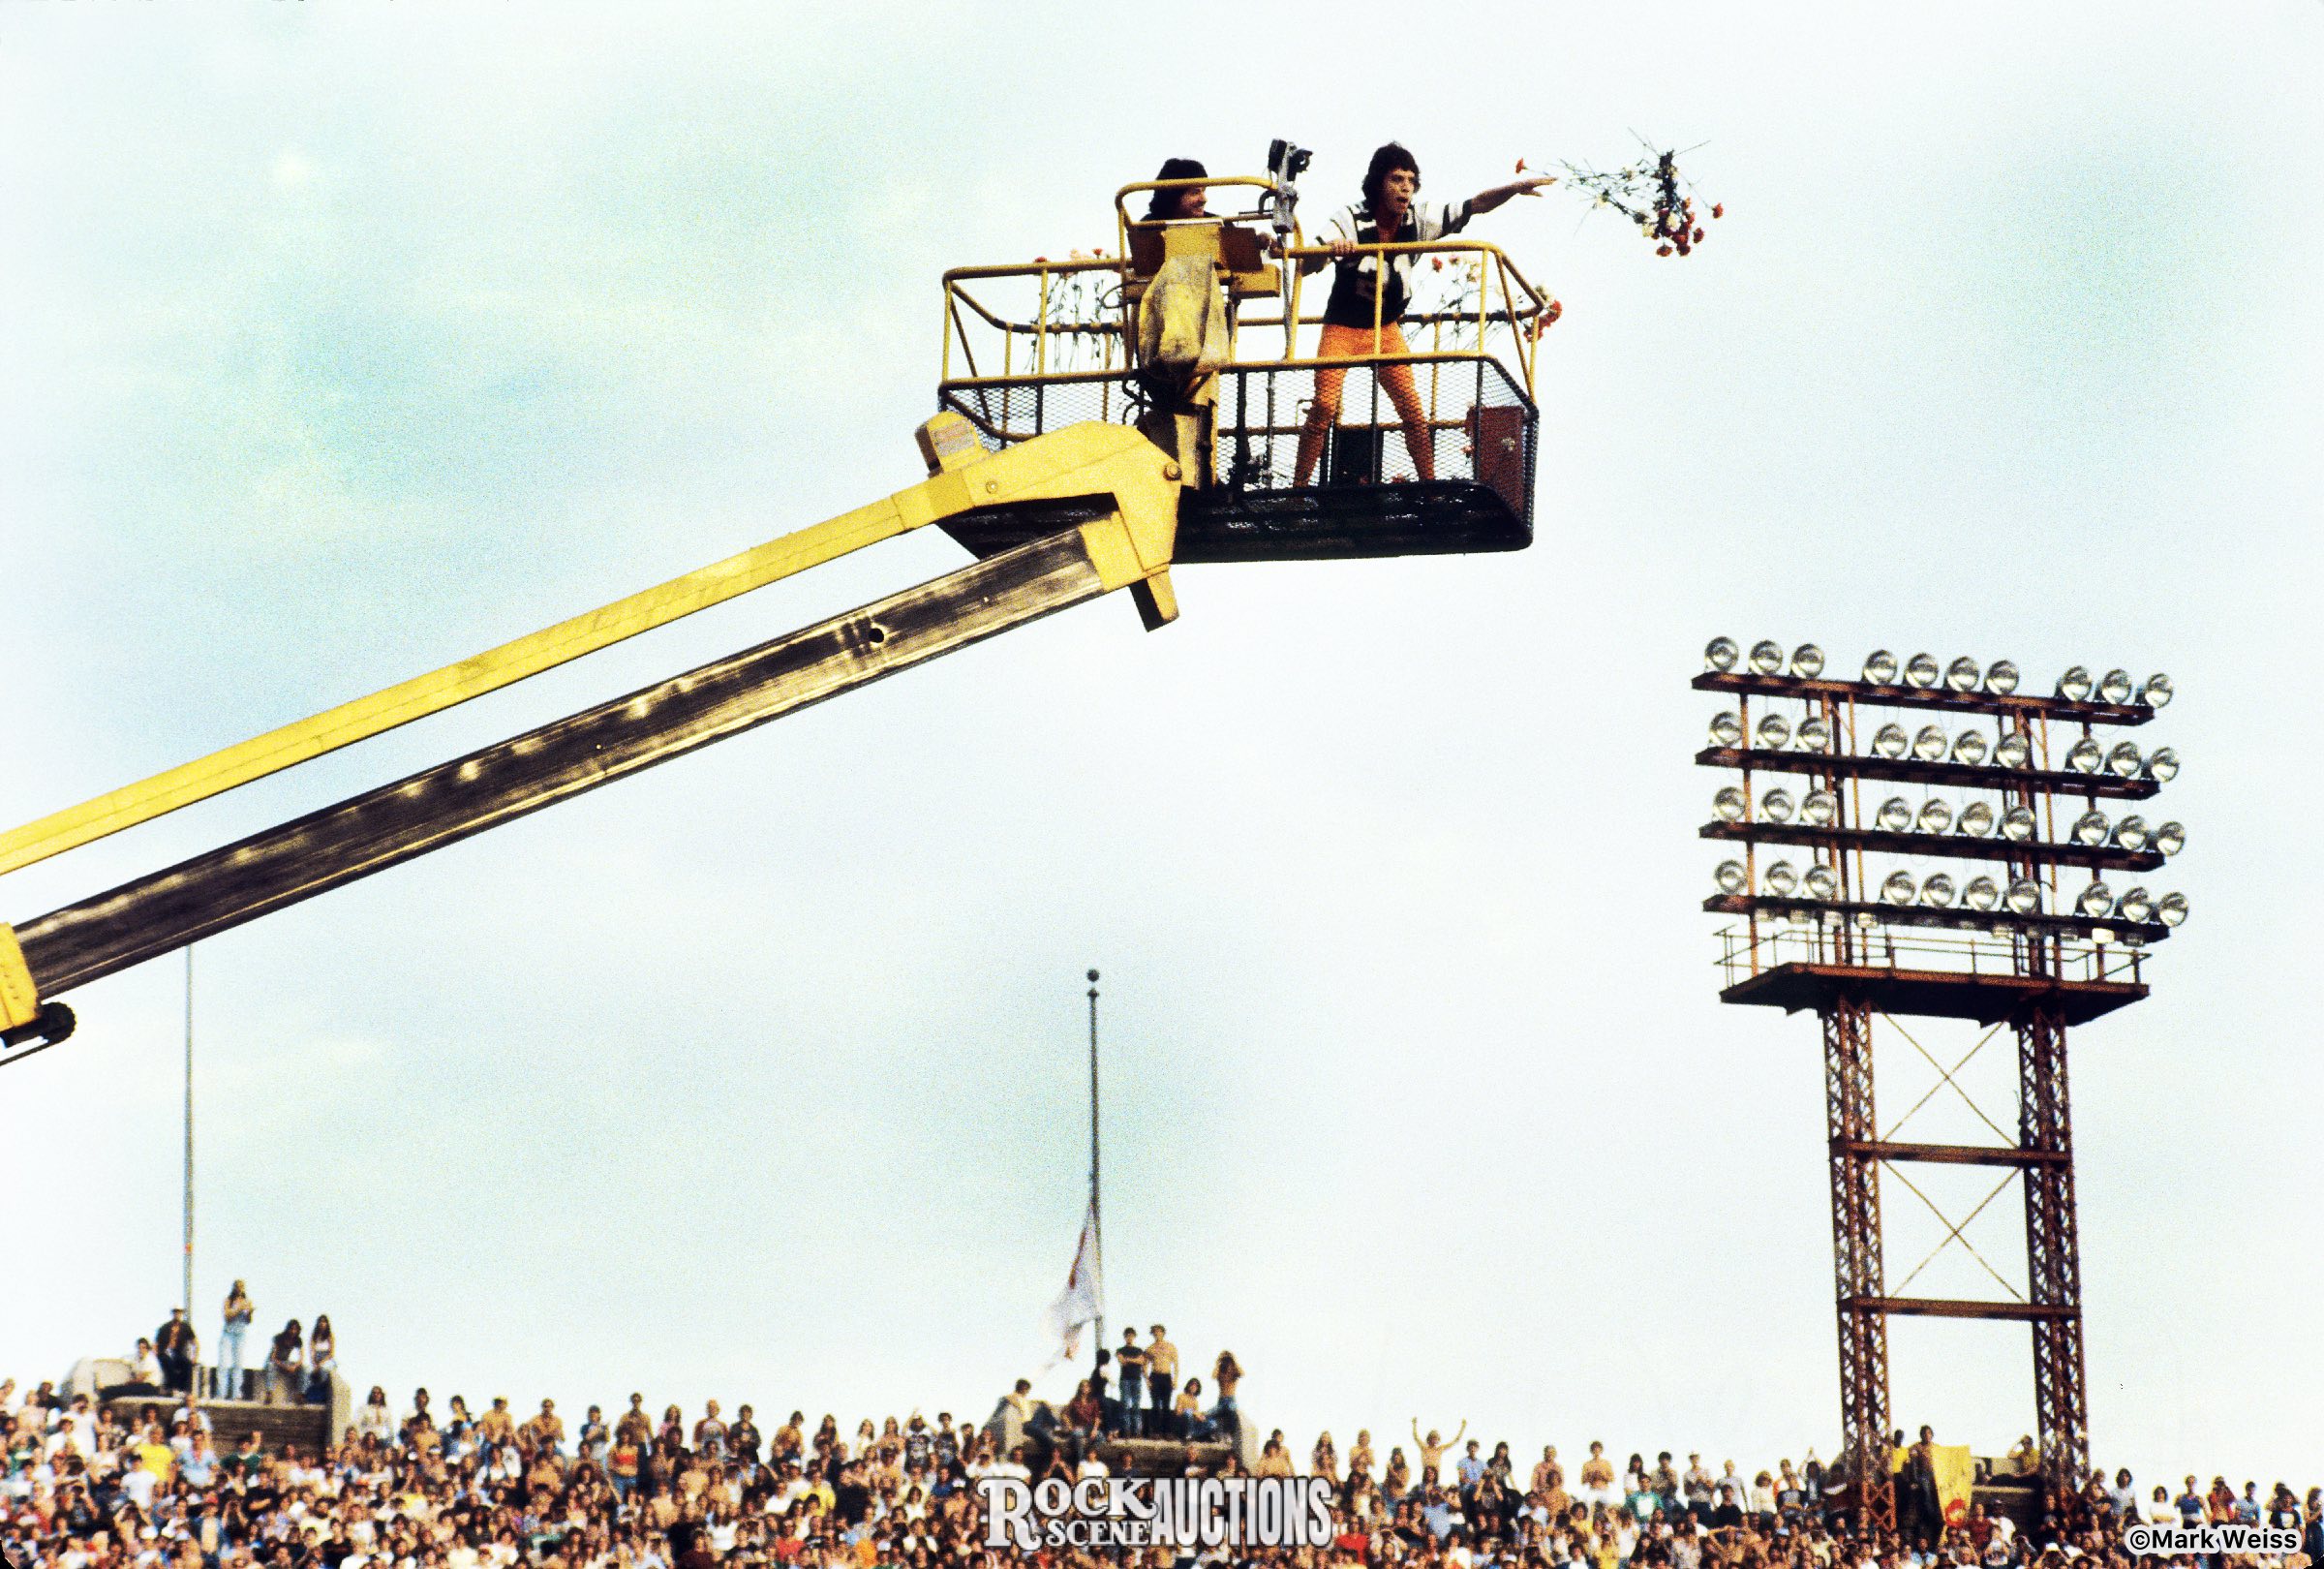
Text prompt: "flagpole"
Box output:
[[183, 944, 195, 1323], [1086, 968, 1103, 1354]]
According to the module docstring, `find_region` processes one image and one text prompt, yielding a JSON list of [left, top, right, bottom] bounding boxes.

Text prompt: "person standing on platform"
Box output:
[[1115, 1329, 1147, 1437], [1211, 1350, 1242, 1442], [1145, 1325, 1178, 1440], [1291, 143, 1555, 487], [219, 1282, 254, 1400]]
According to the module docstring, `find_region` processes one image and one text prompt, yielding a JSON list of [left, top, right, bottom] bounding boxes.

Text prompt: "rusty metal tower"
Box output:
[[1693, 641, 2188, 1533]]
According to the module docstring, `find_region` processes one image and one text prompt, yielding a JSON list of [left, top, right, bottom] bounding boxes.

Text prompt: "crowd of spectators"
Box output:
[[4, 1364, 2318, 1569]]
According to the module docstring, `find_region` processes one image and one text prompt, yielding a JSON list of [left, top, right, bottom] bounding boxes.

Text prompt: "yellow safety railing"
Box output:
[[940, 239, 1554, 404]]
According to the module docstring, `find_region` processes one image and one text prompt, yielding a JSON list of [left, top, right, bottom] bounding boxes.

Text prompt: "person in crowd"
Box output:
[[260, 1319, 303, 1405], [523, 1397, 567, 1454], [1059, 1377, 1103, 1467], [1172, 1375, 1208, 1439], [155, 1308, 198, 1394], [691, 1399, 727, 1459], [1211, 1348, 1242, 1440], [305, 1312, 335, 1400], [219, 1280, 254, 1400], [354, 1385, 394, 1444], [1415, 1419, 1468, 1481], [1581, 1440, 1617, 1506], [128, 1337, 163, 1391], [1385, 1442, 1412, 1499], [1291, 142, 1555, 487]]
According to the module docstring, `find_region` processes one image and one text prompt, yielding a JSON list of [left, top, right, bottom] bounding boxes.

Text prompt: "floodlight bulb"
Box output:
[[2001, 806, 2037, 843], [1873, 723, 1910, 759], [1802, 789, 1840, 827], [2142, 672, 2174, 708], [1761, 787, 1797, 824], [1945, 657, 1980, 692], [2070, 810, 2110, 847], [1715, 860, 1748, 895], [1956, 801, 1996, 838], [1765, 860, 1799, 897], [1921, 873, 1958, 908], [1854, 909, 1881, 931], [2065, 738, 2103, 775], [1710, 711, 1744, 747], [1995, 730, 2032, 769], [2098, 668, 2133, 705], [2005, 877, 2043, 915], [1951, 731, 1989, 767], [1797, 716, 1832, 753], [2106, 742, 2143, 779], [1905, 652, 1941, 689], [1863, 649, 1899, 685], [1912, 725, 1948, 762], [2057, 665, 2094, 702], [1881, 870, 1918, 905], [1713, 786, 1748, 823], [2144, 747, 2180, 784], [1804, 864, 1840, 901], [2153, 820, 2186, 857], [2115, 886, 2154, 925], [1963, 876, 2001, 912], [1749, 640, 1785, 675], [2075, 880, 2114, 919], [2156, 891, 2189, 927], [1983, 660, 2021, 695], [1791, 644, 1826, 678], [2110, 815, 2149, 853], [1877, 796, 1912, 833], [1756, 713, 1793, 751], [1704, 636, 1739, 672], [1917, 799, 1953, 835]]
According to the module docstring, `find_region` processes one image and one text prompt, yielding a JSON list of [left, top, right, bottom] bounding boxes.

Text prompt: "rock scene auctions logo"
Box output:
[[977, 1476, 1337, 1551]]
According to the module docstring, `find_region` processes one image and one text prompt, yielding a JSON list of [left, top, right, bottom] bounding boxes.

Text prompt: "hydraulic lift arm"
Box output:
[[0, 416, 1182, 1065]]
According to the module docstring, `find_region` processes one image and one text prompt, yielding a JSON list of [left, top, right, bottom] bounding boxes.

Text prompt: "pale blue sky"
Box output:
[[3, 0, 2319, 1491]]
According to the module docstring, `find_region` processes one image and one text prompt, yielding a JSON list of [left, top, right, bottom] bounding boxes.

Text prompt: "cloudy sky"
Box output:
[[3, 0, 2319, 1491]]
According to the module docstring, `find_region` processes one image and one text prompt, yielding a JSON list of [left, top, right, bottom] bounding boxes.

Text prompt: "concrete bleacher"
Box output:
[[93, 1368, 352, 1458], [980, 1396, 1259, 1476]]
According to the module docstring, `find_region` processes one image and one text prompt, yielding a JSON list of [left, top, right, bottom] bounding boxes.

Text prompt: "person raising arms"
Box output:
[[1294, 143, 1552, 486], [1413, 1417, 1468, 1481]]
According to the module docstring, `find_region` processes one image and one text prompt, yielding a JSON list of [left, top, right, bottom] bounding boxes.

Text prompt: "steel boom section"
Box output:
[[14, 525, 1118, 1001], [0, 419, 1177, 879]]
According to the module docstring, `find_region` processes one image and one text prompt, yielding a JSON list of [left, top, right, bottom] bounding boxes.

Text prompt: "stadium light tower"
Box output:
[[1694, 639, 2188, 1532]]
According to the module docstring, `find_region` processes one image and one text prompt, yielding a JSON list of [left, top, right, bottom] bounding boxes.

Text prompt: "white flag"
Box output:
[[1042, 1199, 1102, 1367]]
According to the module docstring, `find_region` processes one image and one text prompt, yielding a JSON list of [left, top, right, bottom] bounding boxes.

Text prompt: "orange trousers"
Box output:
[[1294, 321, 1434, 484]]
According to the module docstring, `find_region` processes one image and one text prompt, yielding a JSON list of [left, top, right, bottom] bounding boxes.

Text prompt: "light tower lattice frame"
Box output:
[[1694, 651, 2187, 1531]]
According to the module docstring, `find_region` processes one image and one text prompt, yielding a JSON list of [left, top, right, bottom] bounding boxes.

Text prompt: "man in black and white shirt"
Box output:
[[1293, 142, 1552, 486]]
